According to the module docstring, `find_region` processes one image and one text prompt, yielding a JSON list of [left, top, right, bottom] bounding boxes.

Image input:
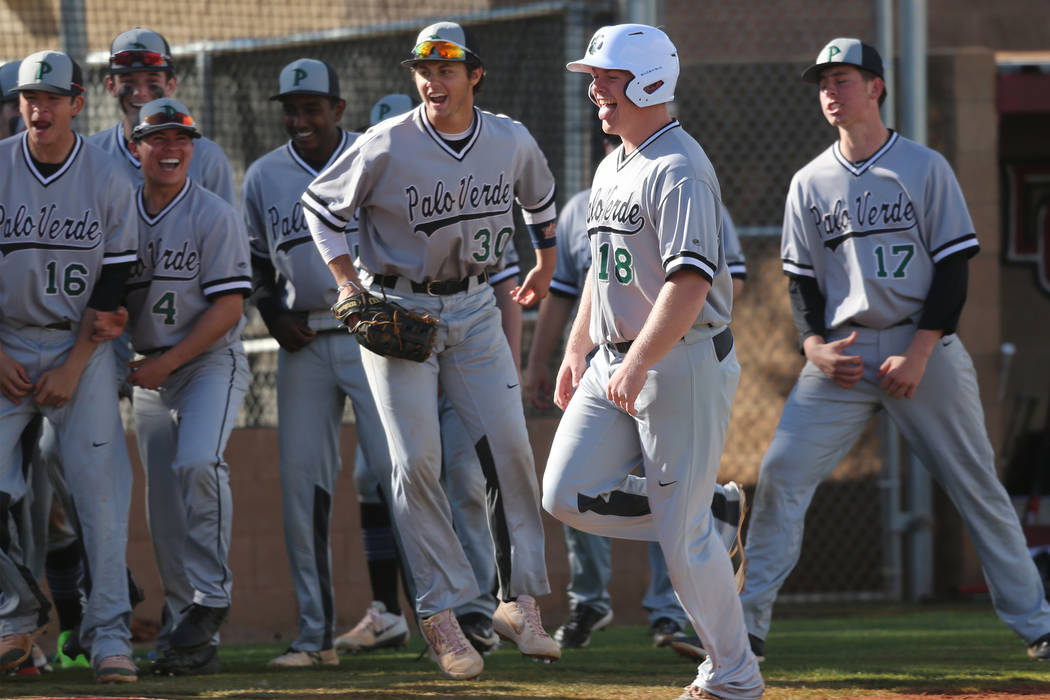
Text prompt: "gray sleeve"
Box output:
[[722, 207, 747, 279], [200, 140, 237, 206]]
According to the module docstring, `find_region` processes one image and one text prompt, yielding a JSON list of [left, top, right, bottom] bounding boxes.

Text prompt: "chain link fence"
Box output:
[[6, 0, 888, 600]]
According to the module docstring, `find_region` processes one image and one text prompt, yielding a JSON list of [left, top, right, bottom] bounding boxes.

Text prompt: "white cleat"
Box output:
[[421, 609, 483, 680], [334, 601, 409, 653], [492, 595, 561, 662]]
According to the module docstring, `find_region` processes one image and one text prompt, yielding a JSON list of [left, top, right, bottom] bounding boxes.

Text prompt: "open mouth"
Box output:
[[596, 97, 617, 121], [159, 157, 181, 172], [427, 92, 448, 107]]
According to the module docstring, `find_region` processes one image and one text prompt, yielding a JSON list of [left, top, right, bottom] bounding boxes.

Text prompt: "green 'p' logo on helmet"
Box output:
[[36, 61, 53, 80], [293, 68, 308, 86], [163, 104, 177, 119], [826, 45, 841, 62], [588, 35, 604, 54]]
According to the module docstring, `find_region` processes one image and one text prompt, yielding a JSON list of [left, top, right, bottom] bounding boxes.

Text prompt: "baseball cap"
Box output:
[[402, 21, 482, 66], [802, 38, 883, 83], [271, 58, 340, 101], [109, 27, 174, 74], [13, 51, 84, 97], [369, 93, 413, 126], [0, 61, 21, 103], [130, 98, 201, 141]]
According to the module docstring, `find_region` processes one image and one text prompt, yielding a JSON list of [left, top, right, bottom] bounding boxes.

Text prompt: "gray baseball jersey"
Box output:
[[722, 209, 746, 279], [88, 123, 236, 206], [125, 180, 250, 353], [0, 133, 138, 326], [303, 105, 556, 279], [244, 130, 358, 313], [780, 131, 977, 329], [742, 130, 1050, 651], [585, 120, 732, 344]]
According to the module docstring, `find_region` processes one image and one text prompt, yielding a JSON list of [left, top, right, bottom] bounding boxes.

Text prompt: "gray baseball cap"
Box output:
[[369, 93, 413, 126], [109, 27, 174, 74], [13, 51, 84, 97], [0, 61, 21, 103], [402, 21, 482, 66], [271, 58, 340, 101], [802, 38, 883, 83], [130, 97, 201, 141]]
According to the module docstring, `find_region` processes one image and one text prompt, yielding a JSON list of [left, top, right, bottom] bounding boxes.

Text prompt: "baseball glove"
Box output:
[[332, 291, 438, 363]]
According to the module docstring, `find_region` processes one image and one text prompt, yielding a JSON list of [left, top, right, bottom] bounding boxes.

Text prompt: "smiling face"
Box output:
[[588, 67, 639, 137], [130, 128, 194, 190], [817, 65, 882, 129], [281, 94, 345, 163], [20, 90, 82, 160], [412, 60, 481, 133], [106, 70, 176, 124]]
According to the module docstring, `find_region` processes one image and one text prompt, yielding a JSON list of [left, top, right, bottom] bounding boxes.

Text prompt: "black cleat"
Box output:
[[170, 604, 229, 651], [457, 612, 500, 655], [554, 605, 614, 649], [150, 643, 220, 676], [650, 617, 684, 648]]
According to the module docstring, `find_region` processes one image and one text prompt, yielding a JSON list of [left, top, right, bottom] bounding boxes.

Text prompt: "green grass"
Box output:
[[3, 603, 1048, 699]]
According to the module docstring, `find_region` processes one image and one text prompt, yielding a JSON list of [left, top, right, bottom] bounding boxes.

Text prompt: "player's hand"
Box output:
[[269, 311, 316, 353], [0, 349, 33, 403], [34, 364, 82, 407], [525, 361, 553, 410], [804, 331, 864, 388], [127, 356, 175, 391], [511, 264, 553, 307], [554, 350, 588, 411], [876, 352, 928, 399], [606, 360, 647, 415], [92, 307, 129, 342]]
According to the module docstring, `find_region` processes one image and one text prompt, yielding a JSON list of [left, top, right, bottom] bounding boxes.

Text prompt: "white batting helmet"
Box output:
[[566, 24, 678, 107]]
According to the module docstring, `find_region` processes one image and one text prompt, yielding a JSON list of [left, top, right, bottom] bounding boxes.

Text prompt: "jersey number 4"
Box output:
[[152, 291, 178, 326], [873, 243, 915, 279], [596, 242, 634, 284], [45, 261, 89, 296]]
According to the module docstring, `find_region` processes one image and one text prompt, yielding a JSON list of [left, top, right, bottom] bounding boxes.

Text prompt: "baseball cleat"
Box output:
[[170, 604, 229, 650], [554, 604, 613, 649], [677, 685, 727, 699], [670, 633, 766, 663], [335, 600, 409, 653], [651, 617, 686, 647], [421, 609, 483, 679], [1028, 633, 1050, 660], [267, 647, 339, 667], [94, 654, 138, 683], [457, 612, 501, 655], [0, 633, 33, 672], [492, 595, 561, 661], [150, 643, 221, 676]]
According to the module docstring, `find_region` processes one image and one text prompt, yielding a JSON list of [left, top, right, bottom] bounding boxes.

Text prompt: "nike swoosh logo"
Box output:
[[507, 383, 519, 389], [92, 441, 108, 447], [658, 480, 678, 487]]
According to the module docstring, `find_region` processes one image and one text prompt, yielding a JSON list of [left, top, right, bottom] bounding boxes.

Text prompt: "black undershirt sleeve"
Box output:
[[788, 275, 826, 349], [249, 256, 285, 329], [918, 251, 969, 335], [87, 262, 132, 311]]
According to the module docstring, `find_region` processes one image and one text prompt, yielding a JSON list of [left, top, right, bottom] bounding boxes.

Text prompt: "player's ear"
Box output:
[[468, 65, 483, 88], [332, 98, 347, 122], [128, 139, 140, 159], [104, 74, 118, 97], [71, 94, 85, 118], [164, 74, 177, 97]]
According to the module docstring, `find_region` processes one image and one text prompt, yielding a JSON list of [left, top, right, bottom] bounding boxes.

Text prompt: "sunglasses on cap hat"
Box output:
[[411, 40, 467, 61], [143, 106, 194, 127], [111, 49, 170, 68]]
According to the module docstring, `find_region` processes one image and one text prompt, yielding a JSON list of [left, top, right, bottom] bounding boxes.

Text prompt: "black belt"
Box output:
[[608, 327, 734, 362], [371, 272, 488, 296], [41, 320, 72, 331], [849, 318, 912, 330]]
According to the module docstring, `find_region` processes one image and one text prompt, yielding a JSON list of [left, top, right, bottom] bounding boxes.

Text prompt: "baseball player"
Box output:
[[244, 59, 405, 667], [740, 38, 1050, 663], [541, 25, 764, 700], [0, 60, 22, 138], [123, 98, 251, 675], [304, 21, 561, 679], [338, 92, 506, 658], [0, 50, 139, 683], [88, 27, 235, 206], [528, 177, 750, 650]]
